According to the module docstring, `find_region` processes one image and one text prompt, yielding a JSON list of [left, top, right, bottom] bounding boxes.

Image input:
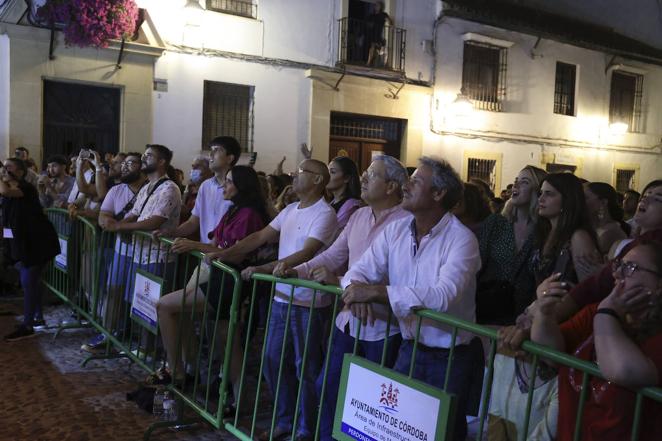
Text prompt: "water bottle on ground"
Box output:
[[162, 391, 177, 421], [153, 387, 165, 418]]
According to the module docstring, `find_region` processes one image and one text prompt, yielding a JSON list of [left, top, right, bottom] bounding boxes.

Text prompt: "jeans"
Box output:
[[18, 262, 46, 327], [393, 340, 476, 441], [317, 326, 402, 441], [263, 301, 331, 436]]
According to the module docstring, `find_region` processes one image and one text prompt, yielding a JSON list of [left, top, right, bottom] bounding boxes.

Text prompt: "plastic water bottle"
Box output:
[[162, 391, 176, 421], [153, 387, 165, 418]]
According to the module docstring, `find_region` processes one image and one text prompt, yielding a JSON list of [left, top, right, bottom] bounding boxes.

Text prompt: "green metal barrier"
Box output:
[[44, 208, 99, 337], [40, 219, 662, 441], [222, 274, 662, 441], [225, 274, 399, 441]]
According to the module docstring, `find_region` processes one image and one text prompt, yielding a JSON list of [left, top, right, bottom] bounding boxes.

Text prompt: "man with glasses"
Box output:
[[278, 155, 410, 441], [210, 158, 338, 441], [82, 152, 147, 352], [340, 157, 481, 441]]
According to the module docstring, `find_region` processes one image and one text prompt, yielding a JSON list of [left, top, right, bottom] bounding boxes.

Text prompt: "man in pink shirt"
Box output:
[[281, 155, 410, 441]]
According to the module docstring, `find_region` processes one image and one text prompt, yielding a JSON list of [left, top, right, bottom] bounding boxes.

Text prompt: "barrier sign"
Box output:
[[333, 355, 456, 441], [55, 236, 68, 271], [130, 269, 163, 334]]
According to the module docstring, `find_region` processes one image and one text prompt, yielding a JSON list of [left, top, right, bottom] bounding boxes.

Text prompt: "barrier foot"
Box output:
[[143, 418, 204, 441], [81, 351, 128, 367], [52, 320, 91, 340]]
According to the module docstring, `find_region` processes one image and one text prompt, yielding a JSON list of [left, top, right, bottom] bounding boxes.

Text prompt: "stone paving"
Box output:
[[0, 297, 230, 441]]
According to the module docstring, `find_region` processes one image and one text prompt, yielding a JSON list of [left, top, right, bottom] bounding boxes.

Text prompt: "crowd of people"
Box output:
[[0, 137, 661, 441]]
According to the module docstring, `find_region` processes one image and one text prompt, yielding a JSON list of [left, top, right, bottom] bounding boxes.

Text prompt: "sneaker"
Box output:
[[4, 325, 36, 342], [32, 319, 47, 329], [81, 333, 107, 353]]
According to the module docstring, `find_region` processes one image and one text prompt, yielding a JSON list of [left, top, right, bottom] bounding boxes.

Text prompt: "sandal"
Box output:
[[144, 366, 172, 385]]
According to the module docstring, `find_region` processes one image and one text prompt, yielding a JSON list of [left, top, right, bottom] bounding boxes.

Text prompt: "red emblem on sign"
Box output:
[[380, 382, 400, 409]]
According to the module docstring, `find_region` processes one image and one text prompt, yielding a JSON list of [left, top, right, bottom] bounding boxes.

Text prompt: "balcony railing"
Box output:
[[337, 17, 406, 73], [206, 0, 257, 19]]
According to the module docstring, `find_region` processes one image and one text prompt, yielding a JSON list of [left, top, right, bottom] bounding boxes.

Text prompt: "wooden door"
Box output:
[[329, 139, 361, 165], [360, 142, 386, 172]]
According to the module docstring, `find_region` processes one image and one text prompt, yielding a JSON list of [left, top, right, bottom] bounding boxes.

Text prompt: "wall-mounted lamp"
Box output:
[[183, 0, 205, 26], [451, 91, 474, 117], [609, 122, 628, 135]]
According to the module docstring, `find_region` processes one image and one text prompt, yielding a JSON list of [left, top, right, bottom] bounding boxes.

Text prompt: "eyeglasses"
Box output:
[[611, 259, 661, 278], [296, 168, 320, 176], [362, 170, 386, 182]]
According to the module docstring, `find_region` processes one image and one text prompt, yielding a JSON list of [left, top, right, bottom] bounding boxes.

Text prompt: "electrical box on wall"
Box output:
[[153, 78, 168, 92]]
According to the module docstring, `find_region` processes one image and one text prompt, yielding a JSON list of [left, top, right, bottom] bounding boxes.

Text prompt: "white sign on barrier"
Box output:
[[55, 237, 68, 271], [130, 270, 163, 334], [334, 356, 455, 441]]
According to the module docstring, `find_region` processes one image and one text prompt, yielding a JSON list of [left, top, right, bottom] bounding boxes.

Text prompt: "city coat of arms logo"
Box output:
[[379, 382, 400, 413]]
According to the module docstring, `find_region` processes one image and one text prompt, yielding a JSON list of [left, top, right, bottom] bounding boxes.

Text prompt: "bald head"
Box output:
[[303, 159, 330, 187]]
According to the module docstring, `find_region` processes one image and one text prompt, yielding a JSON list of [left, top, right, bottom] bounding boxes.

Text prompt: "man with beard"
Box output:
[[37, 155, 75, 208], [101, 145, 181, 337], [82, 152, 147, 352]]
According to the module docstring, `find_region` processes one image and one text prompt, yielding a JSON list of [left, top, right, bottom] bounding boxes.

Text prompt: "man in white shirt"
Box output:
[[158, 136, 240, 254], [103, 144, 182, 301], [281, 155, 410, 441], [211, 159, 338, 441], [341, 157, 481, 441], [81, 152, 146, 352]]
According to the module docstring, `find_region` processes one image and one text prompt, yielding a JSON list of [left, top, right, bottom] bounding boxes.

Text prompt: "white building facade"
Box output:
[[1, 0, 661, 191]]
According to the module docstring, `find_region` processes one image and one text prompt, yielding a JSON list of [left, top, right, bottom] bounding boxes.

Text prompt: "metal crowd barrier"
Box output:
[[40, 213, 662, 441]]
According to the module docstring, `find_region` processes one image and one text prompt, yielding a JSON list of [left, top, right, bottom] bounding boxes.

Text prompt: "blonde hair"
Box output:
[[502, 165, 547, 223]]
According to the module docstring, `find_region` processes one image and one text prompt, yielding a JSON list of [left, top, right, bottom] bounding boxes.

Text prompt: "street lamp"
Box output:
[[609, 122, 629, 135], [182, 0, 205, 47], [451, 91, 474, 117]]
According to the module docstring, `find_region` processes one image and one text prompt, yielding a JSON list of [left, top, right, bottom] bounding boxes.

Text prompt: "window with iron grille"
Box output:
[[206, 0, 257, 19], [467, 158, 497, 192], [615, 169, 636, 193], [609, 71, 644, 133], [554, 62, 576, 116], [461, 41, 507, 112], [202, 81, 254, 151]]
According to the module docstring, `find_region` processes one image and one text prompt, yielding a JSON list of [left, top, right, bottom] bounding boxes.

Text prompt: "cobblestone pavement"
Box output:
[[0, 298, 232, 441]]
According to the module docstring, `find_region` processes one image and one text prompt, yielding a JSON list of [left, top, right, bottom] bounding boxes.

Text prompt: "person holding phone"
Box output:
[[1, 158, 60, 341]]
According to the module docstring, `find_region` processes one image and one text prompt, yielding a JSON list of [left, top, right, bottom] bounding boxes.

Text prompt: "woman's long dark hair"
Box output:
[[537, 173, 596, 258], [330, 156, 361, 200], [587, 181, 629, 234], [228, 165, 270, 222]]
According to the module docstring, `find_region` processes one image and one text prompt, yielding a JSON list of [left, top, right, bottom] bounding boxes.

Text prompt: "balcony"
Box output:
[[337, 17, 406, 73]]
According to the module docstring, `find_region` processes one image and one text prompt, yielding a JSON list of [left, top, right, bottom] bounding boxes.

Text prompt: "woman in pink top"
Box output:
[[154, 166, 269, 413], [327, 156, 362, 230]]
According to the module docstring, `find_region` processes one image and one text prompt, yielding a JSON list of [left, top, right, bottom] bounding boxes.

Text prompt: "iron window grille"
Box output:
[[330, 116, 401, 141], [337, 17, 407, 72], [554, 62, 577, 116], [467, 158, 497, 192], [609, 71, 644, 133], [461, 41, 507, 112], [615, 169, 636, 192], [206, 0, 257, 19], [202, 81, 254, 152]]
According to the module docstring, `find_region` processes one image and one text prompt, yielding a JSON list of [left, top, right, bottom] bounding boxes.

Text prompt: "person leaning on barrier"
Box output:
[[209, 159, 338, 441], [340, 157, 481, 441], [154, 136, 239, 254], [81, 152, 147, 353], [1, 158, 60, 342], [101, 144, 181, 295], [499, 179, 662, 354], [278, 154, 409, 441], [154, 166, 269, 410], [531, 241, 662, 441]]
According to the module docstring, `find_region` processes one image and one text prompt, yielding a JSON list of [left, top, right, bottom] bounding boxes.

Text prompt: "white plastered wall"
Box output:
[[2, 23, 158, 165], [0, 33, 9, 154]]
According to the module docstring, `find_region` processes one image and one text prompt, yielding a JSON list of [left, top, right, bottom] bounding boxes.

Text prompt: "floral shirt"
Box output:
[[129, 178, 181, 263]]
